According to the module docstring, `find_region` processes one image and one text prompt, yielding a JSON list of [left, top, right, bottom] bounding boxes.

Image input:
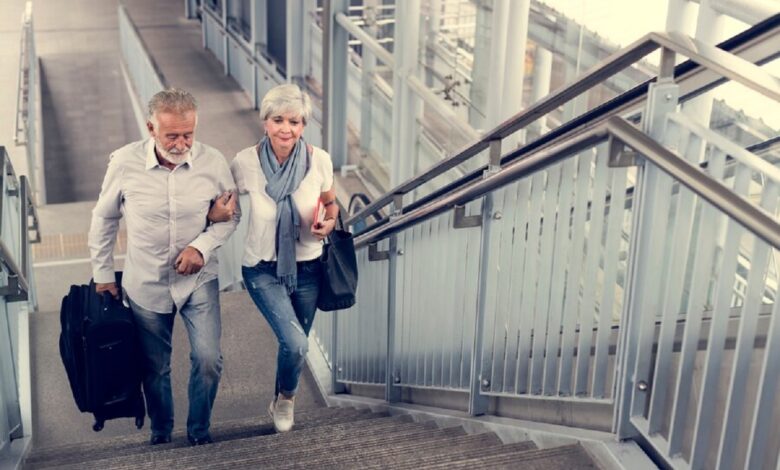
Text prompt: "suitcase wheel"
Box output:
[[135, 416, 144, 429], [93, 420, 104, 432]]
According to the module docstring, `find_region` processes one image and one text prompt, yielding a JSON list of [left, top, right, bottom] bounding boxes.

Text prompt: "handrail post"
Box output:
[[614, 50, 679, 438], [385, 193, 403, 403], [468, 140, 503, 416]]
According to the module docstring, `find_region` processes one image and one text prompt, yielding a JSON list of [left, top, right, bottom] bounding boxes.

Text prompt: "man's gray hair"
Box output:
[[148, 88, 198, 120], [260, 84, 312, 124]]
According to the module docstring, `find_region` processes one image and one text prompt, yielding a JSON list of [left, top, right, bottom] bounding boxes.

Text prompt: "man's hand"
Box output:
[[208, 191, 237, 223], [175, 246, 204, 275], [95, 282, 119, 299]]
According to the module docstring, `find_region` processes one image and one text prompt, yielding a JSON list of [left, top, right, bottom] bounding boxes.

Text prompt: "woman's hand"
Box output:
[[311, 218, 336, 240], [208, 191, 237, 223]]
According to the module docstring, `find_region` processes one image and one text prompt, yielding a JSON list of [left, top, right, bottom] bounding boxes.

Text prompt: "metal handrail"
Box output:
[[14, 2, 32, 145], [0, 148, 35, 301], [346, 14, 780, 228], [354, 116, 780, 252]]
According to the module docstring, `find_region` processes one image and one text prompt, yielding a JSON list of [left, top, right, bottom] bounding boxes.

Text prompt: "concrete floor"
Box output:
[[35, 0, 139, 203]]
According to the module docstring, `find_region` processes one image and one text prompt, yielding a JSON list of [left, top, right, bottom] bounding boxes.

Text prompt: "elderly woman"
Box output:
[[209, 84, 337, 433]]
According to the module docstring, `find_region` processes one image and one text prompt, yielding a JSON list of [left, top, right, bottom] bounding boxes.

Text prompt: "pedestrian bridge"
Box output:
[[1, 1, 779, 469]]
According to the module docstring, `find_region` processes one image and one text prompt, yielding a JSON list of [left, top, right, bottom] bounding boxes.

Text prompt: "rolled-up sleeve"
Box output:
[[88, 155, 123, 283], [188, 158, 240, 264]]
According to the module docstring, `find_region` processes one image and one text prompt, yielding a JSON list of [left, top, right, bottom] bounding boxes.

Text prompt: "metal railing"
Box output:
[[310, 14, 780, 469], [14, 1, 43, 206], [346, 14, 780, 232], [0, 146, 39, 457]]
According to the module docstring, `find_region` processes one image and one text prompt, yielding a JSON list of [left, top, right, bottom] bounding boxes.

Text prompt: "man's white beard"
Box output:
[[157, 144, 190, 165]]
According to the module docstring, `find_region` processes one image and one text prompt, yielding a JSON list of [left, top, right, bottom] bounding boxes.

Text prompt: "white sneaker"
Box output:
[[269, 396, 295, 432]]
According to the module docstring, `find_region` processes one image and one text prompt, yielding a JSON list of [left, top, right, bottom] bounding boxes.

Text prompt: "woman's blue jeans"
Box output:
[[128, 279, 222, 440], [242, 259, 320, 397]]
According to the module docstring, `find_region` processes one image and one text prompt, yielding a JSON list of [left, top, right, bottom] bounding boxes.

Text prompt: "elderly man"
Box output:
[[88, 88, 238, 446]]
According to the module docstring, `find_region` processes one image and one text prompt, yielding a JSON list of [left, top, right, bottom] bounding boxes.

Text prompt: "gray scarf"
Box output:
[[258, 136, 308, 293]]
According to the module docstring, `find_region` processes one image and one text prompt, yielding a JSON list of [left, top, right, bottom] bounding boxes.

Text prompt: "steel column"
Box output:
[[390, 0, 422, 185], [528, 46, 552, 138], [286, 0, 305, 84], [326, 0, 349, 168], [499, 0, 530, 148]]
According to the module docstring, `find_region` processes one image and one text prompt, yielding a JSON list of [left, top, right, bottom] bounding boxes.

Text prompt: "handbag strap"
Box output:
[[324, 210, 347, 245]]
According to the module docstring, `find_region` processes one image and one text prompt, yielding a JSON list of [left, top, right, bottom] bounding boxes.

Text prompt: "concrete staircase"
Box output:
[[24, 406, 599, 469]]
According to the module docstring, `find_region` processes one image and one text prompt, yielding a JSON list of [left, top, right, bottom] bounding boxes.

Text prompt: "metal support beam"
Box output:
[[499, 0, 530, 148], [184, 0, 199, 19], [615, 78, 679, 441], [286, 0, 305, 84], [710, 0, 779, 25], [528, 46, 553, 139], [221, 0, 229, 75], [484, 0, 509, 130], [683, 0, 727, 126], [326, 0, 349, 168], [359, 0, 379, 157], [390, 0, 422, 186]]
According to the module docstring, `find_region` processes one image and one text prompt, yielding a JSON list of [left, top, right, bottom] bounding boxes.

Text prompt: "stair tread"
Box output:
[[419, 443, 597, 470], [259, 433, 533, 470], [27, 407, 372, 468], [192, 425, 472, 470], [29, 406, 600, 470], [35, 413, 421, 470]]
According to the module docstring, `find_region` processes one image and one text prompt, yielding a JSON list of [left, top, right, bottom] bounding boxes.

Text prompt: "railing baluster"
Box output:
[[715, 181, 779, 470], [668, 153, 745, 457], [744, 262, 780, 469], [646, 128, 701, 433], [440, 211, 456, 388], [530, 165, 562, 394], [592, 161, 628, 398], [399, 231, 411, 386], [484, 186, 511, 393], [412, 224, 424, 386], [559, 152, 594, 395], [515, 172, 546, 393], [575, 144, 611, 396], [430, 216, 444, 387], [503, 180, 532, 394], [543, 158, 578, 395]]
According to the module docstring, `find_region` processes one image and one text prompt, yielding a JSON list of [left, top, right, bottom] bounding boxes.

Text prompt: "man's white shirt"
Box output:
[[88, 138, 238, 313]]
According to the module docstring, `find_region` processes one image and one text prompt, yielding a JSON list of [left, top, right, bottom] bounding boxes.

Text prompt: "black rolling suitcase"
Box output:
[[59, 273, 146, 431]]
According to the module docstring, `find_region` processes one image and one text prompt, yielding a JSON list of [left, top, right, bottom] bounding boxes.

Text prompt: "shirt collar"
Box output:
[[145, 138, 195, 170]]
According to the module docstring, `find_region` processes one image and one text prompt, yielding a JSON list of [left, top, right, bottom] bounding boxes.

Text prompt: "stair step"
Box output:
[[99, 415, 430, 470], [271, 431, 529, 470], [27, 406, 368, 468], [361, 438, 537, 470], [420, 443, 597, 469], [211, 424, 467, 469]]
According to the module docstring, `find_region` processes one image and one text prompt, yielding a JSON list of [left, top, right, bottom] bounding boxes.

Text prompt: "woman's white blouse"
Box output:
[[231, 144, 334, 265]]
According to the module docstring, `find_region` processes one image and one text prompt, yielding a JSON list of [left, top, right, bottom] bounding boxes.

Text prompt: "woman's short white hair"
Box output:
[[260, 84, 312, 124]]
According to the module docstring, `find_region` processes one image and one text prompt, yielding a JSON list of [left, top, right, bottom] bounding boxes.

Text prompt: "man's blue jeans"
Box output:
[[128, 279, 222, 440], [242, 259, 320, 397]]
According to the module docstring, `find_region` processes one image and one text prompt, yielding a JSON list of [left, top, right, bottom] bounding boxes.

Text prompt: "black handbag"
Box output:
[[317, 212, 358, 311]]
